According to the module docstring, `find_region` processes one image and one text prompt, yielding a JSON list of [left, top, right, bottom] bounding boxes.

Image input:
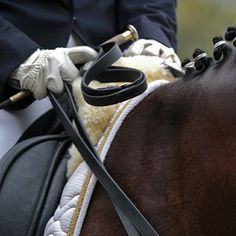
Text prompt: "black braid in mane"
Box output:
[[181, 26, 236, 81]]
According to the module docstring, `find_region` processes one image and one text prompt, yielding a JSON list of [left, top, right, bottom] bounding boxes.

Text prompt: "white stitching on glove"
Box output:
[[123, 39, 181, 71], [10, 46, 98, 99]]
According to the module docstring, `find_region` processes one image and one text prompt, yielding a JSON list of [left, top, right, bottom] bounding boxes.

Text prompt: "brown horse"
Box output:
[[78, 29, 236, 236]]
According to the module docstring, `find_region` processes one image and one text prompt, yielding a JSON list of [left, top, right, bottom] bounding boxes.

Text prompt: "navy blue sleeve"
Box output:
[[0, 15, 39, 101], [117, 0, 177, 51]]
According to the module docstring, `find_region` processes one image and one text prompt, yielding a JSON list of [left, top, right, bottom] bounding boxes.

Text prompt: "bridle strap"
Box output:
[[48, 85, 159, 236], [81, 42, 147, 106]]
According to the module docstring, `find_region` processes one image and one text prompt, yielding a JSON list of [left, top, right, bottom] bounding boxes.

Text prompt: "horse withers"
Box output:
[[79, 27, 236, 235]]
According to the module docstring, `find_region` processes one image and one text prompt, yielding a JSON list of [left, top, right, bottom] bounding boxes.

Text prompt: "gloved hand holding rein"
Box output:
[[10, 46, 98, 100]]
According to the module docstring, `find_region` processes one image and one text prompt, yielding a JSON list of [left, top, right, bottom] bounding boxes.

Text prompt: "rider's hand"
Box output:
[[10, 46, 98, 99], [123, 39, 181, 71]]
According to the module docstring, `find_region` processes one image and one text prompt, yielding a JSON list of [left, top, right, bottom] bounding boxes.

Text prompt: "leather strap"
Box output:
[[81, 42, 147, 106], [49, 87, 158, 236]]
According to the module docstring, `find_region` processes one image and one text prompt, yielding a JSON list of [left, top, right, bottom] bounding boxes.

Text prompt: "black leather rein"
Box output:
[[81, 42, 147, 106], [49, 42, 159, 236]]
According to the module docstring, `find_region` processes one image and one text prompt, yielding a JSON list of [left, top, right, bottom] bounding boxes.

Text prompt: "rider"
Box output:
[[0, 0, 180, 157]]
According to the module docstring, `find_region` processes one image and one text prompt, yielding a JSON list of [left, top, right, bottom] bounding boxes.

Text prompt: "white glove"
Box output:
[[10, 46, 98, 99], [123, 39, 181, 71]]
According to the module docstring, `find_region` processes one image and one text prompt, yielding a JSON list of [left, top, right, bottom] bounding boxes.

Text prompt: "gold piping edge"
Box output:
[[67, 170, 92, 236]]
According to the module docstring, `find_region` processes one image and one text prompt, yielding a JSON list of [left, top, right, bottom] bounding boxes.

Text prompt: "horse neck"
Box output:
[[81, 52, 236, 235], [102, 73, 236, 235]]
